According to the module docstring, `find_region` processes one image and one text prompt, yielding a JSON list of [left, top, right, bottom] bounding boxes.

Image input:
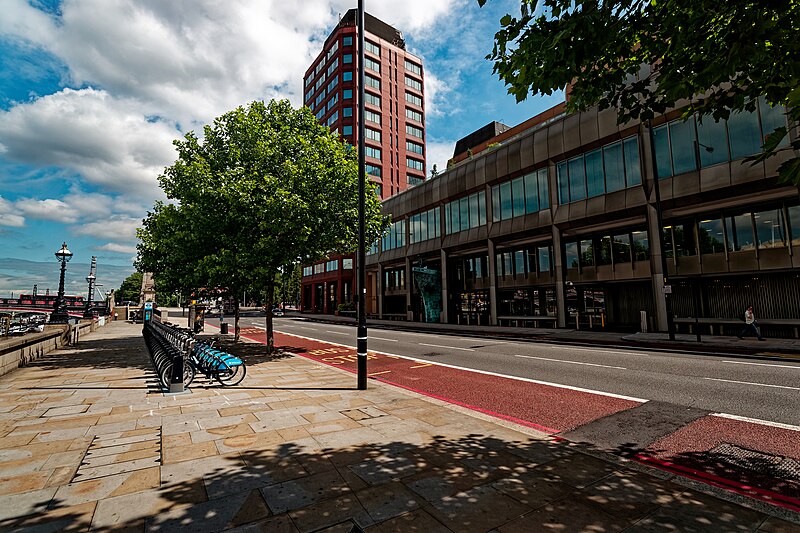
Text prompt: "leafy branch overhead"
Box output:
[[478, 0, 800, 184]]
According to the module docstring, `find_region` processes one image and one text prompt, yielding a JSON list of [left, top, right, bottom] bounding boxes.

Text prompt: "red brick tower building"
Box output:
[[300, 10, 426, 314]]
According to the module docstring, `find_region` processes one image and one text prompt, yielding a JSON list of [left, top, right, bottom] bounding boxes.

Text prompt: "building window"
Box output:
[[789, 205, 800, 246], [406, 124, 423, 138], [325, 110, 338, 127], [326, 260, 338, 271], [406, 157, 424, 171], [408, 175, 424, 186], [343, 107, 352, 117], [754, 208, 787, 249], [343, 258, 353, 269], [409, 207, 441, 244], [365, 57, 380, 73], [327, 58, 339, 77], [537, 246, 552, 273], [343, 125, 352, 136], [654, 98, 788, 178], [365, 40, 380, 56], [366, 146, 381, 160], [303, 266, 313, 277], [343, 71, 353, 82], [343, 53, 353, 64], [365, 74, 380, 90], [406, 141, 423, 154], [365, 128, 381, 142], [314, 263, 324, 274], [381, 220, 406, 251], [326, 93, 338, 111], [365, 109, 380, 124], [444, 191, 486, 235], [405, 60, 421, 75], [698, 218, 726, 254], [405, 92, 422, 107], [326, 40, 339, 61], [366, 164, 381, 178], [632, 231, 649, 260], [343, 36, 352, 46], [491, 168, 549, 222], [365, 92, 381, 107], [326, 76, 338, 93], [405, 76, 422, 91], [343, 89, 352, 99], [556, 137, 641, 204], [405, 108, 423, 123]]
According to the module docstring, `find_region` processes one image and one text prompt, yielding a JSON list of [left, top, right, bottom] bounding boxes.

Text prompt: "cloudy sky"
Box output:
[[0, 0, 562, 297]]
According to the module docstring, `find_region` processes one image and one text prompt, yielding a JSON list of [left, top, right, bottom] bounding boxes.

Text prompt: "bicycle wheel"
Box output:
[[160, 362, 195, 389], [215, 363, 246, 386]]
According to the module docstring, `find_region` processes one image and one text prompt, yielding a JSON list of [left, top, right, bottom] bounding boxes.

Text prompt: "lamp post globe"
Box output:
[[50, 242, 73, 324]]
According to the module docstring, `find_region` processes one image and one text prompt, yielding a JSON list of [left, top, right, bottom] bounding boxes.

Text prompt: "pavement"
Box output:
[[0, 320, 798, 532]]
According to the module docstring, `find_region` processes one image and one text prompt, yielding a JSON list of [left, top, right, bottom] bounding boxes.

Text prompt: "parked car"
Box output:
[[272, 308, 285, 317]]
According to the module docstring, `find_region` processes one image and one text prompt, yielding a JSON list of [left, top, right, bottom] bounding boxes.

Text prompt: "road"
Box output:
[[234, 315, 800, 427]]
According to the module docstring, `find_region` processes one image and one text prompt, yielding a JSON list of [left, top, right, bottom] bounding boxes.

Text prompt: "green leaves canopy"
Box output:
[[479, 0, 800, 184], [137, 98, 386, 312]]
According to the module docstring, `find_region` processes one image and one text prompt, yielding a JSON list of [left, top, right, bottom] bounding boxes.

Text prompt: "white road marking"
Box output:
[[514, 354, 627, 370], [297, 327, 316, 331], [274, 330, 647, 403], [325, 331, 349, 336], [419, 343, 475, 352], [701, 377, 800, 391], [721, 360, 800, 369], [543, 345, 653, 357], [371, 337, 399, 342], [710, 413, 800, 432]]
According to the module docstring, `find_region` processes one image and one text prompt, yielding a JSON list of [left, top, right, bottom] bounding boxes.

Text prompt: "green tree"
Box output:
[[479, 0, 800, 183], [116, 272, 143, 304], [138, 99, 387, 350]]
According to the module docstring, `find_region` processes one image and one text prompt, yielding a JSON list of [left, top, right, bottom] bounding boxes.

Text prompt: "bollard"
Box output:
[[169, 352, 185, 393]]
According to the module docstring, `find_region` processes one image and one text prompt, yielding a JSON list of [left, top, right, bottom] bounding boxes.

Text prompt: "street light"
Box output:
[[356, 0, 368, 390], [50, 242, 73, 324], [84, 256, 97, 319]]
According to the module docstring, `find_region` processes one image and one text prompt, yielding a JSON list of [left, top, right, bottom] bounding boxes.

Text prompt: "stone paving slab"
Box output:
[[0, 320, 796, 531]]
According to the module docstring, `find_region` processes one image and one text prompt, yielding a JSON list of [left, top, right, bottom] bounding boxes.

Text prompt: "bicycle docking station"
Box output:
[[142, 320, 246, 394]]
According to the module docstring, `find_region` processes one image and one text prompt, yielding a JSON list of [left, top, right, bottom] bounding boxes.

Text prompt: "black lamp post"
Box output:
[[356, 0, 368, 390], [50, 242, 73, 323], [84, 256, 97, 319]]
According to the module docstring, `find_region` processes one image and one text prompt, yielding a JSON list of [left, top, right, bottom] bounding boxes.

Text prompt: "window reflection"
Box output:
[[755, 209, 786, 249], [631, 231, 649, 261], [727, 213, 755, 251], [698, 219, 726, 254], [613, 233, 632, 264], [565, 242, 579, 269]]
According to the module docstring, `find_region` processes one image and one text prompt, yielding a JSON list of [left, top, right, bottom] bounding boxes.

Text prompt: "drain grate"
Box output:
[[710, 443, 800, 482], [72, 428, 162, 483]]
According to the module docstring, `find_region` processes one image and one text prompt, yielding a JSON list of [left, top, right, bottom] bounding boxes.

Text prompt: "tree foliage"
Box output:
[[479, 0, 800, 183], [116, 272, 143, 304], [137, 99, 387, 349]]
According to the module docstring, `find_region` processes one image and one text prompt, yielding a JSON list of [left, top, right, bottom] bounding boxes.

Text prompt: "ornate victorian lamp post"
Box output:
[[84, 256, 97, 319], [50, 242, 73, 323]]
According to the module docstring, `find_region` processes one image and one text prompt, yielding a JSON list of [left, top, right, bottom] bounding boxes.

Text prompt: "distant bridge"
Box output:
[[0, 296, 109, 318]]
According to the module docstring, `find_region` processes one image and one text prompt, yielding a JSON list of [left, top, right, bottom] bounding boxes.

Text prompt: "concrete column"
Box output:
[[310, 283, 317, 313], [551, 226, 567, 328], [487, 239, 498, 326], [377, 264, 384, 319], [647, 203, 669, 331], [405, 257, 414, 321], [440, 249, 448, 324]]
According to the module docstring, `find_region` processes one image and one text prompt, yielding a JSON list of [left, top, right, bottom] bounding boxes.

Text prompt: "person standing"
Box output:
[[738, 305, 765, 340]]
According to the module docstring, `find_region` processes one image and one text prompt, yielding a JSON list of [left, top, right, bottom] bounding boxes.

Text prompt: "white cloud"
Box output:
[[73, 215, 141, 241], [96, 243, 138, 254], [15, 198, 79, 223], [426, 139, 456, 176], [0, 197, 25, 227], [0, 88, 177, 199]]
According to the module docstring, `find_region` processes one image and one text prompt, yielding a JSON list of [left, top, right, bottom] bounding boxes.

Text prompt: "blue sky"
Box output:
[[0, 0, 562, 297]]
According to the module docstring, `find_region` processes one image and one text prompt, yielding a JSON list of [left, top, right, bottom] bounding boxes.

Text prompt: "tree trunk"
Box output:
[[234, 299, 241, 343], [265, 281, 275, 353]]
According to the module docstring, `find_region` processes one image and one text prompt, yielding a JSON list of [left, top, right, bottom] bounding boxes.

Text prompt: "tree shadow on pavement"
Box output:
[[2, 431, 788, 532]]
